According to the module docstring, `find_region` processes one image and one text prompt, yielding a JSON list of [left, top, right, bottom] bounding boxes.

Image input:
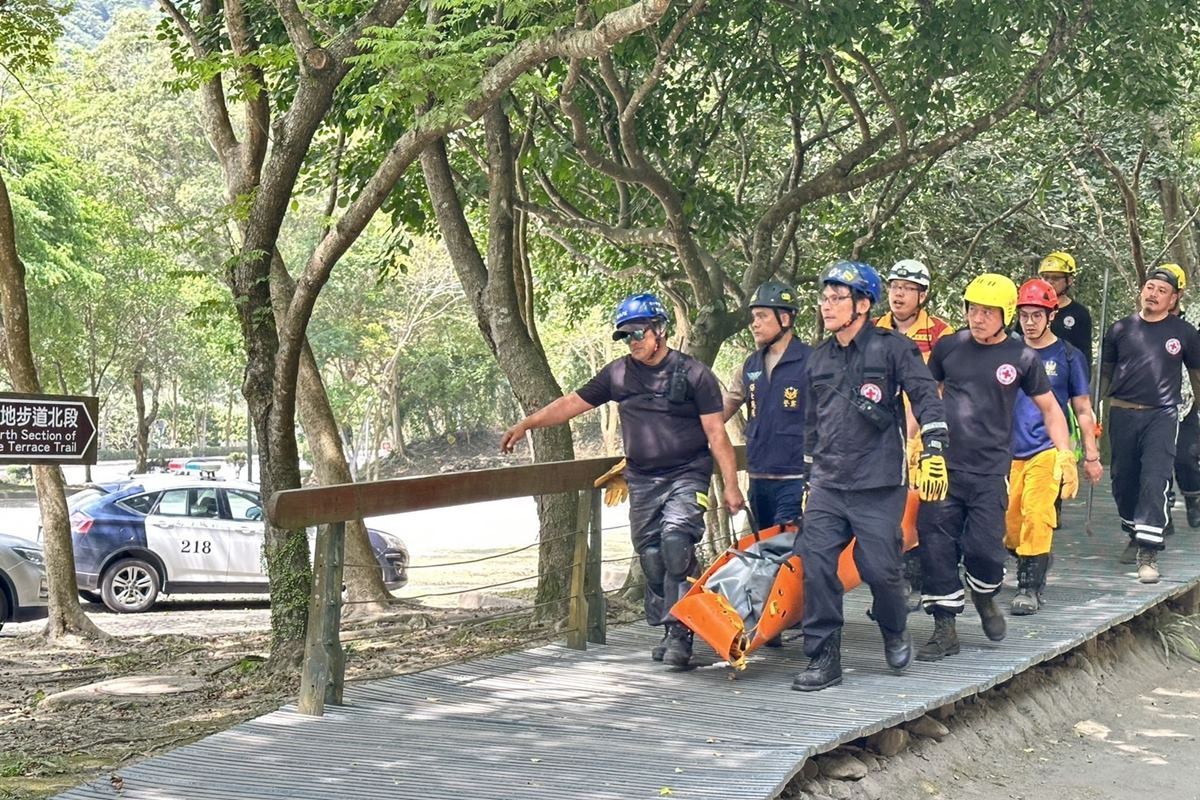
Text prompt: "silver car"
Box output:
[[0, 532, 49, 631]]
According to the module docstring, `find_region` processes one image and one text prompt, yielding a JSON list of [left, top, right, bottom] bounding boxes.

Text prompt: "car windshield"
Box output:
[[67, 488, 106, 510]]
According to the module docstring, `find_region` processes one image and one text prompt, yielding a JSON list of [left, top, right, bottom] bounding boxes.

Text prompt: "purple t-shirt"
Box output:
[[577, 350, 723, 475]]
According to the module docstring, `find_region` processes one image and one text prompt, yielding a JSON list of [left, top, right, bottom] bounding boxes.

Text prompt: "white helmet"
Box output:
[[887, 259, 931, 289]]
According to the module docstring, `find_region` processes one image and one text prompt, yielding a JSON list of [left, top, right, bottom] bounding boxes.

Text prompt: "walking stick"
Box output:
[[1085, 259, 1114, 536]]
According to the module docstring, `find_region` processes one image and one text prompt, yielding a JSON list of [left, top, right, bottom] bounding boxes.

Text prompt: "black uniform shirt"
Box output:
[[1050, 299, 1093, 371], [805, 322, 946, 491], [577, 349, 724, 476], [1102, 313, 1200, 408], [928, 330, 1051, 476]]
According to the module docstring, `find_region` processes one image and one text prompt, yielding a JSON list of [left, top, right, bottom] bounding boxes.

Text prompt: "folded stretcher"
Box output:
[[670, 491, 920, 670]]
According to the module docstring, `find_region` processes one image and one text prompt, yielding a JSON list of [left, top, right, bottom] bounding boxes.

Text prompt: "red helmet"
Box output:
[[1017, 278, 1057, 310]]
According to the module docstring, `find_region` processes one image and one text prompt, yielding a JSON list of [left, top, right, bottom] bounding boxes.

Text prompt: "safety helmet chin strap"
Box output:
[[761, 309, 794, 348], [828, 294, 866, 334]]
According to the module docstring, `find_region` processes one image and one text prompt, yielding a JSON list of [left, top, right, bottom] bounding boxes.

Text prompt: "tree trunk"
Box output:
[[133, 363, 159, 473], [267, 251, 393, 613], [0, 175, 105, 641], [422, 108, 577, 619]]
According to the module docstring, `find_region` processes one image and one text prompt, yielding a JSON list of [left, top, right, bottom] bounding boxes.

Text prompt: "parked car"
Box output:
[[0, 533, 49, 631], [61, 477, 409, 613]]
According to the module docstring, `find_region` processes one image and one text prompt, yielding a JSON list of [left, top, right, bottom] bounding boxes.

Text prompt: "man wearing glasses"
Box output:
[[792, 262, 949, 691], [875, 259, 955, 611], [1038, 251, 1093, 371], [500, 293, 744, 668]]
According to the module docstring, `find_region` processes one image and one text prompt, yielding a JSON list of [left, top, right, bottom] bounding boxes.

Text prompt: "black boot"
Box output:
[[662, 623, 694, 667], [1187, 495, 1200, 529], [916, 611, 959, 661], [882, 628, 913, 672], [764, 634, 784, 648], [1010, 555, 1045, 616], [972, 589, 1007, 641], [651, 629, 669, 662], [792, 631, 842, 691]]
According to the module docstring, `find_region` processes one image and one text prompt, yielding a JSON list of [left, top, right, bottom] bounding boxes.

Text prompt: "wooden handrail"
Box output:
[[268, 447, 747, 528]]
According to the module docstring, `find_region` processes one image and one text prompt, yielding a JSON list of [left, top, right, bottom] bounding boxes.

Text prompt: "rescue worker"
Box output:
[[1159, 264, 1200, 530], [722, 280, 812, 530], [1100, 268, 1200, 583], [1038, 251, 1094, 370], [917, 274, 1075, 661], [1006, 279, 1103, 615], [792, 261, 949, 691], [500, 293, 745, 665], [875, 259, 955, 611]]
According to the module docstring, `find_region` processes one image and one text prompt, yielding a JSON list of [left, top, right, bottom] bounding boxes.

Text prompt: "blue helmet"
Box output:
[[613, 293, 668, 329], [820, 260, 882, 305]]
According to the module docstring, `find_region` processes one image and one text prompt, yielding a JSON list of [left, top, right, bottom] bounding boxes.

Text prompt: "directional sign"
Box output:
[[0, 392, 98, 465]]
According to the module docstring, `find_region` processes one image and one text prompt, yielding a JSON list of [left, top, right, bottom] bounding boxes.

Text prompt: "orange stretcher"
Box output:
[[670, 490, 920, 670]]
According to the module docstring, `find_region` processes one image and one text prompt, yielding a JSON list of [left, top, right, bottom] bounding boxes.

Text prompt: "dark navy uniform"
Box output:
[[918, 331, 1051, 614], [741, 338, 812, 527], [1102, 313, 1200, 549], [799, 322, 947, 656], [577, 349, 724, 627]]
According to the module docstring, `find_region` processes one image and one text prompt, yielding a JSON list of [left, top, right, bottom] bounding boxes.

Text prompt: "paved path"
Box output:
[[53, 495, 1200, 800]]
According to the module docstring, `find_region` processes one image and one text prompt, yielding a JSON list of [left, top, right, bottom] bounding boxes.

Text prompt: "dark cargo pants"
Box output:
[[627, 471, 710, 626], [917, 469, 1009, 615], [798, 484, 908, 657], [1110, 406, 1177, 550]]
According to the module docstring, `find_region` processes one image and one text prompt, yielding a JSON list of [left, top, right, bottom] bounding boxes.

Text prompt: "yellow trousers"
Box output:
[[1004, 447, 1058, 556]]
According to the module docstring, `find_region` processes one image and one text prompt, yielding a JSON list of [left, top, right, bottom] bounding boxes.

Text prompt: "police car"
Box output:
[[65, 477, 408, 613]]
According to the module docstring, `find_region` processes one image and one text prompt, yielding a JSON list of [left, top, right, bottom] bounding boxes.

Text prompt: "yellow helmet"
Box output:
[[964, 273, 1019, 325], [1038, 251, 1077, 275], [1159, 263, 1187, 291]]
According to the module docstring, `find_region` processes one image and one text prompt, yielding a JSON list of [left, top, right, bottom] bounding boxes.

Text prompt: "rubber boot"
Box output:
[[1187, 495, 1200, 529], [1119, 539, 1138, 565], [1137, 547, 1160, 584], [1010, 555, 1049, 616], [651, 629, 669, 662], [662, 623, 694, 667], [916, 611, 960, 661], [882, 628, 913, 672], [792, 631, 842, 692], [972, 590, 1007, 641]]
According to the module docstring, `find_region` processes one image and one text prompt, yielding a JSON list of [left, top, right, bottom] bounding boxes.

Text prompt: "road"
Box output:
[[0, 459, 638, 637]]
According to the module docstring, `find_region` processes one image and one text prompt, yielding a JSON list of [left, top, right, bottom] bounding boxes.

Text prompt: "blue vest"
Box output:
[[743, 337, 812, 475]]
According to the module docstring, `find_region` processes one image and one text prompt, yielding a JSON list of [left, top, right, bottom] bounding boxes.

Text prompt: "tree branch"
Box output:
[[821, 52, 870, 145]]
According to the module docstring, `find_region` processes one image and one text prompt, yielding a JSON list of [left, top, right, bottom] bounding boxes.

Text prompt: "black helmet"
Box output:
[[749, 280, 801, 313]]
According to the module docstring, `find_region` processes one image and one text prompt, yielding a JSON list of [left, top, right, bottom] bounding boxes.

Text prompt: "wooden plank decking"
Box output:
[[54, 493, 1200, 800]]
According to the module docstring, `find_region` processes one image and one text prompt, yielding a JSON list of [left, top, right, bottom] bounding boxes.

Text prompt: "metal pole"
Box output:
[[1085, 259, 1114, 536]]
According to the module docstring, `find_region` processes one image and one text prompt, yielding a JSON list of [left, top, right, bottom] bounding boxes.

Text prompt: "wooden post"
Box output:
[[298, 520, 346, 716], [586, 487, 606, 644], [566, 490, 591, 650], [1170, 584, 1200, 616]]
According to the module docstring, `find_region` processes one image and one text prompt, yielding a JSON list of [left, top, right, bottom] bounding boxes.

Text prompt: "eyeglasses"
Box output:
[[888, 283, 921, 295], [818, 293, 852, 306], [614, 326, 652, 342]]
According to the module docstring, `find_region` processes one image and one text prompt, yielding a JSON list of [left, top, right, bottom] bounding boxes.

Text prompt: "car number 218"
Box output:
[[181, 540, 212, 554]]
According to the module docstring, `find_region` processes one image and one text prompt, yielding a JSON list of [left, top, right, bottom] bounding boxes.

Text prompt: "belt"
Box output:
[[1109, 398, 1158, 410]]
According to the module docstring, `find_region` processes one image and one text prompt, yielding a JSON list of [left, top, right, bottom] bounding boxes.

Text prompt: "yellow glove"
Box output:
[[594, 458, 629, 507], [1054, 449, 1079, 500], [917, 454, 949, 502]]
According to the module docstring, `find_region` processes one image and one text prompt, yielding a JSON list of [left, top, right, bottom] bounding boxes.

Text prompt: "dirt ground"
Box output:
[[0, 593, 645, 800], [785, 612, 1200, 800]]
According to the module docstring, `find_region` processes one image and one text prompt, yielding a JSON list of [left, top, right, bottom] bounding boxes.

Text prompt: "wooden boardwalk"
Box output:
[[56, 494, 1200, 800]]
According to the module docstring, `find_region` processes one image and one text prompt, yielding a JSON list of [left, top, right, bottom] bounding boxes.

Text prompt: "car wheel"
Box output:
[[101, 558, 161, 613], [0, 589, 8, 631], [78, 591, 103, 605]]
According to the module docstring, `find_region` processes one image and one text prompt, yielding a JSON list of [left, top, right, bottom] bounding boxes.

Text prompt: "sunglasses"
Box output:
[[614, 326, 652, 342]]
